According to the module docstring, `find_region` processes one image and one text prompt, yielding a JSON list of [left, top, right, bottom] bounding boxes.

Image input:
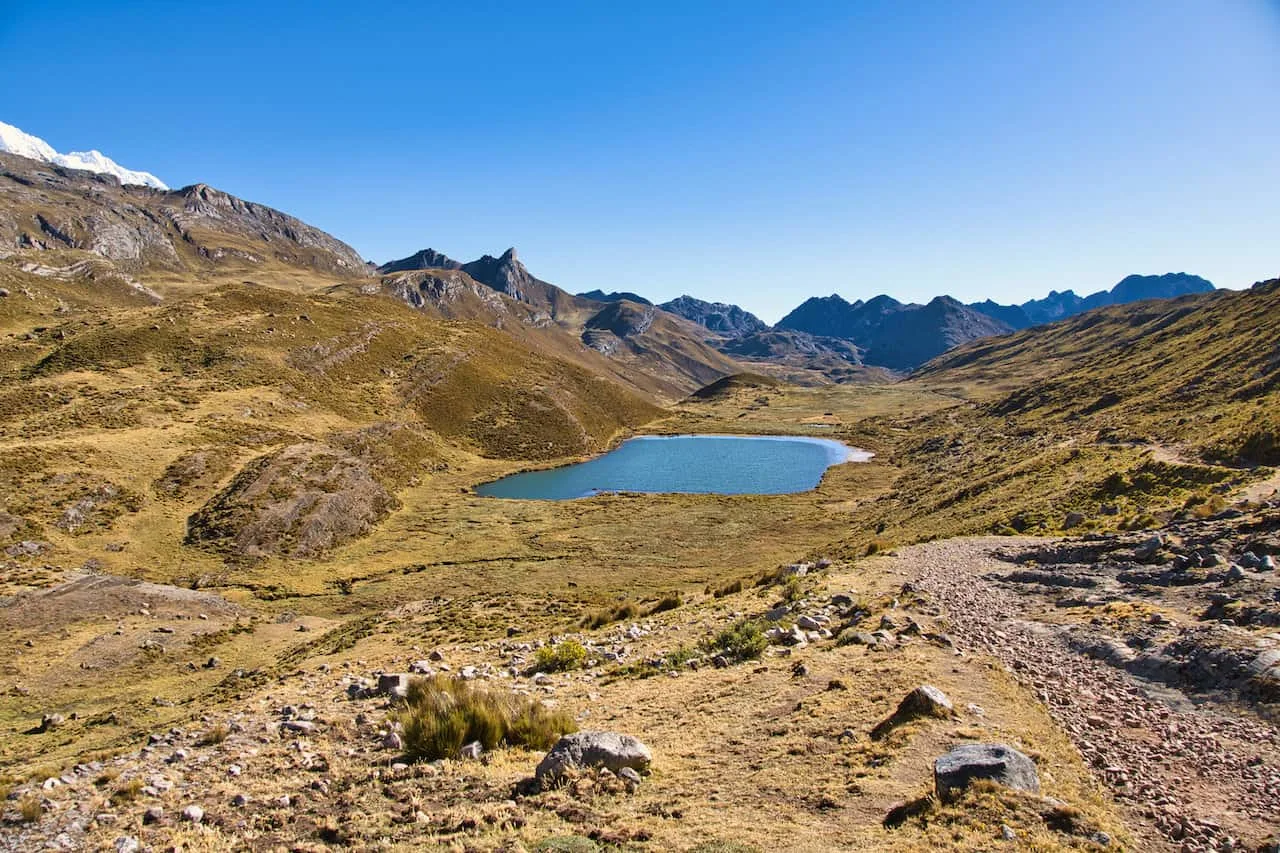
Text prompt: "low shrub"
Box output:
[[704, 618, 767, 664], [394, 675, 575, 762], [533, 639, 588, 673]]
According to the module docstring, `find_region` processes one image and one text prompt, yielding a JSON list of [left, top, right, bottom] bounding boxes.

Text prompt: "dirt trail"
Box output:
[[902, 537, 1280, 852]]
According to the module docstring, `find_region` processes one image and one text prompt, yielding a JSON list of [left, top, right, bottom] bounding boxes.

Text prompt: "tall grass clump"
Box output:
[[393, 675, 575, 762], [580, 601, 640, 629]]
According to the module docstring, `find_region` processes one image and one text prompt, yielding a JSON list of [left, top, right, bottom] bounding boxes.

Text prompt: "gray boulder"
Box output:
[[535, 731, 652, 781], [934, 743, 1040, 799]]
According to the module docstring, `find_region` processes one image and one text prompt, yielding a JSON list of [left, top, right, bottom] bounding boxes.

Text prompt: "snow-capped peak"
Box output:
[[0, 120, 168, 190]]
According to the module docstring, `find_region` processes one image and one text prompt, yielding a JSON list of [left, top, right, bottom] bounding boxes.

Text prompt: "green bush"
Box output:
[[394, 675, 575, 762], [533, 639, 588, 673], [704, 618, 767, 664]]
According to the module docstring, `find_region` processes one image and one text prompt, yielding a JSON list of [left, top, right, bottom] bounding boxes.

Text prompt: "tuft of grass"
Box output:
[[393, 675, 575, 762], [197, 723, 229, 746], [703, 618, 767, 664], [712, 578, 744, 598], [18, 793, 42, 823], [111, 777, 144, 804], [646, 592, 682, 615], [865, 538, 893, 556], [580, 601, 640, 629], [534, 639, 588, 673]]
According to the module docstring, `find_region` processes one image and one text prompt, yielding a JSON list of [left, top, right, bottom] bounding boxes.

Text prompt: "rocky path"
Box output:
[[908, 537, 1280, 852]]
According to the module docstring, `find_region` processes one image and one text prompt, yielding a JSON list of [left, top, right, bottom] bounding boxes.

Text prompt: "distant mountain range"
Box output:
[[650, 273, 1216, 373], [967, 273, 1215, 329]]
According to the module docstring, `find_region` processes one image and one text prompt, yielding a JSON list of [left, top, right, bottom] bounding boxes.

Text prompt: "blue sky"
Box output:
[[3, 1, 1278, 321]]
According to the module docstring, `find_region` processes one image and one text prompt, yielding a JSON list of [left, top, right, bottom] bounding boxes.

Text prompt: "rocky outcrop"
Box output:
[[185, 442, 395, 559]]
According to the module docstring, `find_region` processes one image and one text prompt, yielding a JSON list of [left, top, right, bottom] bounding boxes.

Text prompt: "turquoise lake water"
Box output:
[[475, 434, 872, 500]]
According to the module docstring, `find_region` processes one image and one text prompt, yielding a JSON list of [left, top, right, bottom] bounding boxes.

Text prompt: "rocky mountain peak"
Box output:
[[378, 248, 462, 273], [462, 248, 534, 301]]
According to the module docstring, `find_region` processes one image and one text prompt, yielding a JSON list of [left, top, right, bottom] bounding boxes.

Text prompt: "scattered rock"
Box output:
[[39, 713, 65, 732], [934, 743, 1040, 799], [872, 685, 955, 739], [376, 673, 410, 700], [382, 731, 403, 750], [181, 804, 205, 824]]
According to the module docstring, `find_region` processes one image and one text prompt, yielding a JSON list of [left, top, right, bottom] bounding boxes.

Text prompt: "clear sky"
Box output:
[[2, 1, 1277, 322]]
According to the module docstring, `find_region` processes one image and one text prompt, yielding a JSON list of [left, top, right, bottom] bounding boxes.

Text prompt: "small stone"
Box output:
[[114, 837, 141, 853], [142, 807, 164, 825], [181, 804, 204, 824], [618, 766, 642, 786], [382, 731, 403, 750], [1001, 824, 1017, 841], [276, 795, 291, 808], [281, 720, 316, 734], [39, 713, 65, 732], [231, 793, 249, 807]]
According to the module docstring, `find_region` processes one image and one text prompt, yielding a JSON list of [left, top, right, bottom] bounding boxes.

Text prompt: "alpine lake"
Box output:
[[475, 434, 873, 500]]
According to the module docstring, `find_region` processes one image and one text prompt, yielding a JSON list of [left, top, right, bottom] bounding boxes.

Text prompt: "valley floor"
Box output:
[[2, 381, 1277, 851]]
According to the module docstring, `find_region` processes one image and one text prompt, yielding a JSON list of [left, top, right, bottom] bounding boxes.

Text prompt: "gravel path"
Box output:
[[907, 537, 1280, 852]]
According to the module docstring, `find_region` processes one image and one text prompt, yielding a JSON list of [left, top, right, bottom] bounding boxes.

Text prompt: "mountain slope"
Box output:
[[0, 119, 168, 189], [916, 280, 1280, 464], [0, 150, 367, 281]]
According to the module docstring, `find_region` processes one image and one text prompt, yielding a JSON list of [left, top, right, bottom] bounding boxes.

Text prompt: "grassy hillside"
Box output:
[[837, 282, 1280, 550]]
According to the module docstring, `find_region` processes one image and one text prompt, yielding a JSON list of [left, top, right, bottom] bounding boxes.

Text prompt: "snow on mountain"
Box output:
[[0, 120, 168, 190]]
